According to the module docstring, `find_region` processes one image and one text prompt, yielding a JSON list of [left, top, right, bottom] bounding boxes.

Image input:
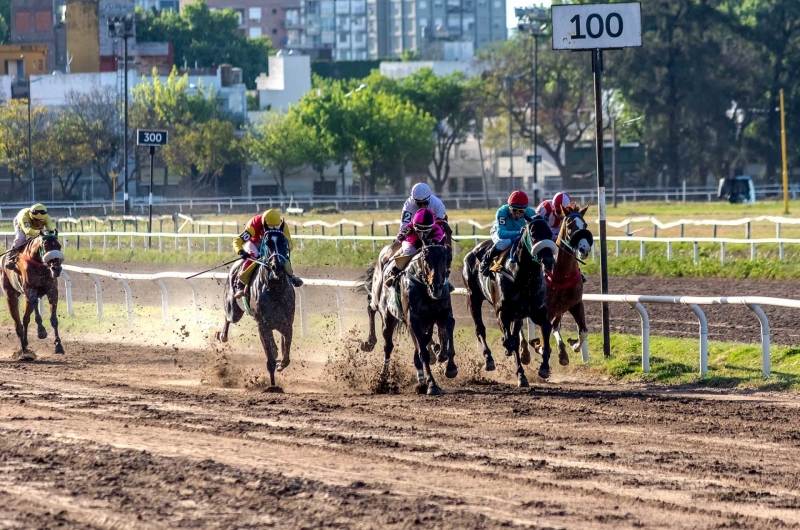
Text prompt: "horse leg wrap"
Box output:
[[417, 369, 425, 383]]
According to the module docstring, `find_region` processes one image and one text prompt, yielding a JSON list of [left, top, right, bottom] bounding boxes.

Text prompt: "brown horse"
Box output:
[[1, 230, 65, 359], [533, 204, 593, 365]]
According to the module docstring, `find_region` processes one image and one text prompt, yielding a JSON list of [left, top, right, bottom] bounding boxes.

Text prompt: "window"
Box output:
[[249, 26, 262, 37], [249, 7, 262, 21], [434, 17, 442, 26], [492, 0, 500, 7], [272, 8, 277, 14], [354, 32, 365, 43], [37, 59, 43, 71], [419, 0, 427, 8], [272, 28, 278, 34], [338, 32, 348, 42], [236, 10, 244, 25], [419, 17, 427, 26], [15, 12, 30, 33], [433, 1, 442, 8], [35, 10, 49, 31], [448, 178, 458, 193]]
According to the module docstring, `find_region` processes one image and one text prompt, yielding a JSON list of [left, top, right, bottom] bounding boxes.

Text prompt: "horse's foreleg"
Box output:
[[381, 314, 398, 374], [508, 319, 529, 388], [47, 288, 64, 354], [21, 296, 36, 352], [411, 319, 440, 396], [33, 297, 47, 340], [277, 325, 292, 372], [257, 323, 278, 387], [519, 326, 531, 365], [361, 303, 378, 352], [467, 292, 494, 371], [442, 313, 458, 379], [5, 288, 25, 352], [567, 302, 589, 355], [551, 314, 569, 364], [534, 309, 553, 379]]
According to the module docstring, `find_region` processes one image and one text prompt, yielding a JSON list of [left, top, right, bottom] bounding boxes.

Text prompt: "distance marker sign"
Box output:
[[137, 129, 168, 146], [552, 3, 642, 50]]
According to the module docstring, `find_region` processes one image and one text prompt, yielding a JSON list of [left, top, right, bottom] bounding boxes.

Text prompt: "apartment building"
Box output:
[[136, 0, 180, 11], [181, 0, 294, 49]]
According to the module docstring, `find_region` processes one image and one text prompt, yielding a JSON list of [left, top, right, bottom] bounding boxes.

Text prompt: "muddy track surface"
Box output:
[[3, 340, 800, 529]]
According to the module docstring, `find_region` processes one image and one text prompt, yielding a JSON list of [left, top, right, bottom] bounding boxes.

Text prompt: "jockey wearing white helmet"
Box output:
[[536, 191, 572, 240], [397, 182, 447, 238]]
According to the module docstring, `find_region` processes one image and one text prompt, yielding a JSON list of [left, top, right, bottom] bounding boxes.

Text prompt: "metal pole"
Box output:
[[612, 116, 617, 208], [533, 33, 539, 204], [508, 104, 514, 193], [148, 146, 155, 248], [592, 48, 611, 359], [780, 89, 789, 214], [28, 77, 34, 202], [123, 35, 130, 214]]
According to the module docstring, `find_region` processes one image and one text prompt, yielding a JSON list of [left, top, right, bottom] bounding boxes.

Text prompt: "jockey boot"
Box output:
[[480, 247, 500, 277], [290, 275, 304, 287], [233, 280, 247, 300], [445, 270, 455, 293], [283, 258, 303, 287], [4, 251, 18, 271], [384, 266, 401, 288], [581, 272, 587, 284]]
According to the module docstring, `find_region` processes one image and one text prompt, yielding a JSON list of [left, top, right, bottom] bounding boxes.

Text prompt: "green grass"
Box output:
[[576, 333, 800, 390]]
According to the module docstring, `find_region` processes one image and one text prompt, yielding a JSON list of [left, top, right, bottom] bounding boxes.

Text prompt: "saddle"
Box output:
[[489, 247, 512, 273]]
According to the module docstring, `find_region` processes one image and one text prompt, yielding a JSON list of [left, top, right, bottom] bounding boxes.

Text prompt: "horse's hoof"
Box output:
[[264, 386, 284, 394], [568, 338, 581, 353], [538, 366, 551, 380], [12, 349, 36, 362], [518, 374, 530, 388], [520, 349, 531, 365], [504, 349, 512, 357], [433, 343, 441, 355], [54, 344, 65, 355], [485, 357, 496, 372], [361, 341, 375, 352], [427, 384, 442, 396], [215, 331, 228, 343], [276, 361, 289, 372], [445, 363, 458, 379], [436, 349, 448, 364], [559, 350, 570, 366], [416, 383, 428, 394], [530, 337, 541, 349], [37, 329, 48, 340]]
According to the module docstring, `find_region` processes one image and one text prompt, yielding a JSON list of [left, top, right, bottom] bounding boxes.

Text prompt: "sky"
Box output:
[[507, 0, 553, 30]]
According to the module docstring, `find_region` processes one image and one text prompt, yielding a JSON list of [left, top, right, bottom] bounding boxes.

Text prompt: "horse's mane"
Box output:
[[562, 202, 583, 215]]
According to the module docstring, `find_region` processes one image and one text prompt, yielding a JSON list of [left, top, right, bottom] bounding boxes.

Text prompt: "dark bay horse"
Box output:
[[536, 204, 593, 365], [1, 230, 65, 358], [462, 218, 556, 386], [361, 244, 457, 396], [218, 225, 295, 388]]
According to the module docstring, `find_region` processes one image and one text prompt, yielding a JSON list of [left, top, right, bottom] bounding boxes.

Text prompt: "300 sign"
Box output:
[[137, 129, 169, 146]]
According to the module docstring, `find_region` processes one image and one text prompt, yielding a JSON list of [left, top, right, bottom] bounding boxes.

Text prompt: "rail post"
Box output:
[[666, 241, 672, 261], [720, 242, 726, 265], [185, 279, 201, 324], [630, 302, 650, 372], [616, 240, 620, 257], [639, 241, 645, 260], [88, 273, 104, 321], [61, 272, 74, 316], [746, 303, 770, 377], [334, 286, 346, 339], [693, 241, 699, 265], [687, 303, 708, 377], [750, 243, 756, 261], [153, 279, 169, 326], [297, 285, 308, 337], [117, 278, 134, 327]]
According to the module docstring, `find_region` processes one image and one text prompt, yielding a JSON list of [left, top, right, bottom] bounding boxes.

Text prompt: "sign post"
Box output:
[[552, 2, 642, 358], [136, 130, 169, 248]]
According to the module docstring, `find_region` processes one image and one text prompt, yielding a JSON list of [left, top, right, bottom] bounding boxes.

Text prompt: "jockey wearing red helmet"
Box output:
[[536, 191, 572, 240], [480, 190, 538, 276], [385, 208, 452, 289]]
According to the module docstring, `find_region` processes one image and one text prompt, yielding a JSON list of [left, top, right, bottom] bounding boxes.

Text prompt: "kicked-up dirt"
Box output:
[[2, 334, 800, 529]]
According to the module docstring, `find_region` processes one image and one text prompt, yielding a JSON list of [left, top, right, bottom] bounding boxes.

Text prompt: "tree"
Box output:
[[165, 119, 244, 193], [249, 112, 309, 194], [479, 37, 594, 181], [40, 110, 91, 199], [65, 87, 123, 198], [136, 1, 274, 89], [0, 100, 51, 195]]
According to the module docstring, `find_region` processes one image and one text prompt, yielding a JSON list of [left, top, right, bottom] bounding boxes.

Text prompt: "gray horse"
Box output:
[[218, 226, 295, 388]]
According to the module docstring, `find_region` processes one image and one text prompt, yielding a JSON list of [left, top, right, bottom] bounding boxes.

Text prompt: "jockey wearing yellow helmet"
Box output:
[[5, 203, 56, 270], [232, 209, 303, 299]]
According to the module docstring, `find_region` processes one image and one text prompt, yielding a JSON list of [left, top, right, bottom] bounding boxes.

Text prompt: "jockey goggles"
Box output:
[[32, 208, 48, 215], [509, 206, 527, 214]]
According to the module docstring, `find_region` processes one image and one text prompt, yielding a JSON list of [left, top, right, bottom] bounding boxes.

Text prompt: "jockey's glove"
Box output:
[[238, 249, 249, 258]]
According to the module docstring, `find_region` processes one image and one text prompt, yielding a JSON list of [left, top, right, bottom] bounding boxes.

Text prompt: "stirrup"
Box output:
[[233, 282, 247, 300]]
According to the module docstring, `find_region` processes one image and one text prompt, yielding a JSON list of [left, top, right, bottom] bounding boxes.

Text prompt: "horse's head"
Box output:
[[263, 224, 290, 282], [419, 243, 450, 300], [559, 204, 593, 260], [521, 218, 557, 273], [36, 229, 64, 278]]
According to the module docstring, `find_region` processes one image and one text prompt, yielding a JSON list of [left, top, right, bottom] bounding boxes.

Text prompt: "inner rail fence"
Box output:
[[2, 264, 796, 379], [1, 183, 797, 217], [3, 231, 800, 263]]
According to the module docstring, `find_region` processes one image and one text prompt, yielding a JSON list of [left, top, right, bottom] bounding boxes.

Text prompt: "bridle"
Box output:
[[556, 212, 589, 265]]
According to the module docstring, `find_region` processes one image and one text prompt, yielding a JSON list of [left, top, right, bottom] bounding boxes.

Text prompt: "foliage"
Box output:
[[0, 0, 9, 44], [311, 60, 383, 81], [0, 100, 51, 193], [166, 120, 245, 191], [135, 0, 274, 89], [249, 112, 310, 194]]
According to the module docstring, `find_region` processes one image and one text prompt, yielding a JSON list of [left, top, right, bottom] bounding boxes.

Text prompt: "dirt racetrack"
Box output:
[[3, 332, 800, 529], [4, 265, 800, 528]]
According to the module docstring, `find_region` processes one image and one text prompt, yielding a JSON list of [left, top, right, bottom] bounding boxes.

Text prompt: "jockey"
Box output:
[[5, 203, 56, 270], [536, 191, 572, 240], [480, 190, 537, 277], [398, 182, 449, 239], [232, 209, 303, 299], [385, 208, 452, 290]]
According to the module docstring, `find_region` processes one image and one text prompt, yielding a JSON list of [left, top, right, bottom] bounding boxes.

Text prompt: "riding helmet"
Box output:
[[508, 190, 529, 209], [553, 192, 572, 211], [30, 203, 48, 220], [411, 183, 432, 203], [412, 208, 435, 233], [262, 209, 282, 228]]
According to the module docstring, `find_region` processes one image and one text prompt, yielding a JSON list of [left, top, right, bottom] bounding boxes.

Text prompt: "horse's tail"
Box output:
[[363, 262, 376, 298]]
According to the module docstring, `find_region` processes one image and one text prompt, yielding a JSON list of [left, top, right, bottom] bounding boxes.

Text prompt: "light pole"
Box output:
[[108, 14, 134, 214], [23, 58, 43, 203], [517, 6, 549, 203], [505, 73, 523, 194]]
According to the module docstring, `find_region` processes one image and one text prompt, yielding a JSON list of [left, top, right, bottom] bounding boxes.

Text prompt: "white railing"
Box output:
[[6, 265, 791, 379]]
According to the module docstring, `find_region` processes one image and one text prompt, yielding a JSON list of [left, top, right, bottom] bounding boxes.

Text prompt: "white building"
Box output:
[[379, 59, 482, 79], [255, 53, 311, 111]]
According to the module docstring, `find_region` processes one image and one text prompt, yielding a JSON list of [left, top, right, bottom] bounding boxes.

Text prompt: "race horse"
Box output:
[[462, 217, 557, 386], [361, 243, 457, 396], [218, 225, 295, 388], [533, 204, 593, 365], [1, 230, 66, 358]]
